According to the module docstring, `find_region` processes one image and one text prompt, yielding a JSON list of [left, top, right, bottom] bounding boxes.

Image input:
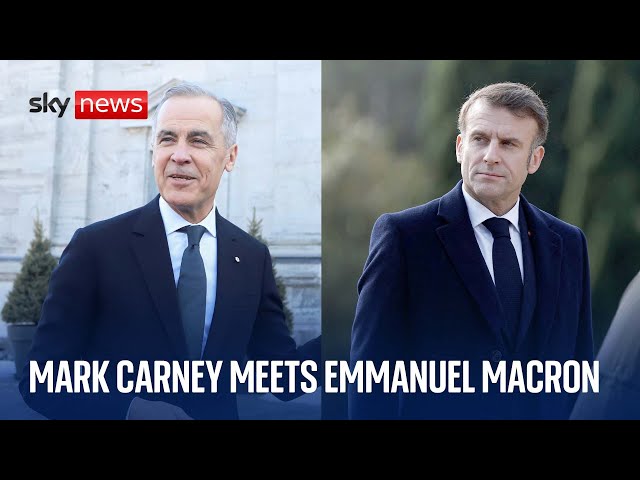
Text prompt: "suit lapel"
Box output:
[[202, 210, 242, 357], [436, 181, 505, 339], [130, 195, 188, 359], [520, 196, 562, 353]]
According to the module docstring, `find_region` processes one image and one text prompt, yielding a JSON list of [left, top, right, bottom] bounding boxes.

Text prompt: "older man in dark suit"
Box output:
[[20, 82, 320, 419], [349, 82, 593, 419]]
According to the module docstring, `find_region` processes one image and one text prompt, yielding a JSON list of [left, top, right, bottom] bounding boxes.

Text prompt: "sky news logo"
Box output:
[[29, 91, 148, 119]]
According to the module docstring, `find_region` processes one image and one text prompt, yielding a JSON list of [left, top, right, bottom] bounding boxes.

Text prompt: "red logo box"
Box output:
[[75, 90, 148, 119]]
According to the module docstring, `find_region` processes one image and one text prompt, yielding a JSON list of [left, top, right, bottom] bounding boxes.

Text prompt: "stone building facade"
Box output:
[[0, 60, 321, 344]]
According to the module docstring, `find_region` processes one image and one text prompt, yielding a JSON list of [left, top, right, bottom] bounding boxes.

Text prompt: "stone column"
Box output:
[[50, 60, 95, 256]]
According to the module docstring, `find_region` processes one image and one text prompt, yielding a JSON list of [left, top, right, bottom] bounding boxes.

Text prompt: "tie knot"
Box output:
[[181, 225, 207, 247], [483, 217, 511, 239]]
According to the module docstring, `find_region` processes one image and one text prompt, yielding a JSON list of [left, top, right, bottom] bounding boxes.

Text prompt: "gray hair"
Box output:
[[151, 81, 238, 148], [457, 82, 549, 148]]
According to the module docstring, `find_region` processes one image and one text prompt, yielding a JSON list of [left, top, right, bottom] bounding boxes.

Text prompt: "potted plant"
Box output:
[[1, 217, 57, 380]]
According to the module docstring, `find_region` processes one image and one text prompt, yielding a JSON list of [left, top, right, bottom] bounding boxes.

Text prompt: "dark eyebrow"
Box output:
[[469, 129, 487, 137], [498, 136, 523, 146], [156, 129, 176, 140], [186, 130, 214, 142], [155, 129, 215, 142], [469, 128, 523, 146]]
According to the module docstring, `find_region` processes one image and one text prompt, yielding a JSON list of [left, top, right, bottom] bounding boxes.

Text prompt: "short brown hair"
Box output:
[[457, 82, 549, 147]]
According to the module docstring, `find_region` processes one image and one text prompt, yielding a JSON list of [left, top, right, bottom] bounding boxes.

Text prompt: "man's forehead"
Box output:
[[466, 100, 537, 138], [157, 96, 222, 128]]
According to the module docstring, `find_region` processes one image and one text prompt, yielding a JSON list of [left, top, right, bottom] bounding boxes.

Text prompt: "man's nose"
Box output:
[[483, 139, 500, 164], [170, 141, 192, 164]]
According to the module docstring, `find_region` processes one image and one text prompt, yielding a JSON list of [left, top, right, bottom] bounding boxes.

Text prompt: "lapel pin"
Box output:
[[235, 256, 240, 263]]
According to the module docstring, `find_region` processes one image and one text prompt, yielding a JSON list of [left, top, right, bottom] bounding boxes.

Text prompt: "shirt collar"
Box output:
[[461, 183, 520, 233], [159, 195, 217, 238]]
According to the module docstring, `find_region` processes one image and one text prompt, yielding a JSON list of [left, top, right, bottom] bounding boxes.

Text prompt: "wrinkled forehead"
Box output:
[[465, 99, 538, 141], [156, 96, 222, 132]]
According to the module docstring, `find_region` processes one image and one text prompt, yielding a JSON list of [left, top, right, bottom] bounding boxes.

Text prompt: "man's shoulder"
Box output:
[[65, 198, 159, 250], [526, 201, 585, 239], [217, 214, 268, 253], [80, 203, 149, 236], [374, 197, 441, 231]]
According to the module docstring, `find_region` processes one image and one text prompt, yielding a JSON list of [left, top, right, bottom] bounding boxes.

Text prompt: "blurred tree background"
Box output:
[[322, 60, 640, 419]]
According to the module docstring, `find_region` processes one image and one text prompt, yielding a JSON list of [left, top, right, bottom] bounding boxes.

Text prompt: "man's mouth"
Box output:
[[168, 174, 196, 180]]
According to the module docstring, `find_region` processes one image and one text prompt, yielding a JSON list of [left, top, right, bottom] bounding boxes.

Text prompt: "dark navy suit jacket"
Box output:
[[19, 195, 319, 419], [349, 181, 593, 419]]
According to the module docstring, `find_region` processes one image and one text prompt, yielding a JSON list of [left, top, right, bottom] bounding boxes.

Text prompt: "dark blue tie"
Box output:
[[177, 225, 207, 360], [483, 217, 523, 343]]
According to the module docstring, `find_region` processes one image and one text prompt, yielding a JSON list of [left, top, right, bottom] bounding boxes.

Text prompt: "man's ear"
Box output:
[[527, 145, 545, 174], [224, 144, 238, 173], [455, 134, 463, 164]]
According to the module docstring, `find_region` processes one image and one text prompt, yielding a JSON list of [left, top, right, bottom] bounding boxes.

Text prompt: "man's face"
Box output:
[[455, 99, 544, 215], [152, 96, 237, 223]]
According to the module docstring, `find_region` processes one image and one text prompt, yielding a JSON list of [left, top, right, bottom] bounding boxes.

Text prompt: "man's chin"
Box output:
[[468, 182, 503, 199], [162, 189, 194, 204], [162, 193, 195, 212]]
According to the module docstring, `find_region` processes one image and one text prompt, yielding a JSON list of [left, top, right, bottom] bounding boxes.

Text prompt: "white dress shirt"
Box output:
[[461, 185, 524, 284], [159, 196, 217, 356]]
